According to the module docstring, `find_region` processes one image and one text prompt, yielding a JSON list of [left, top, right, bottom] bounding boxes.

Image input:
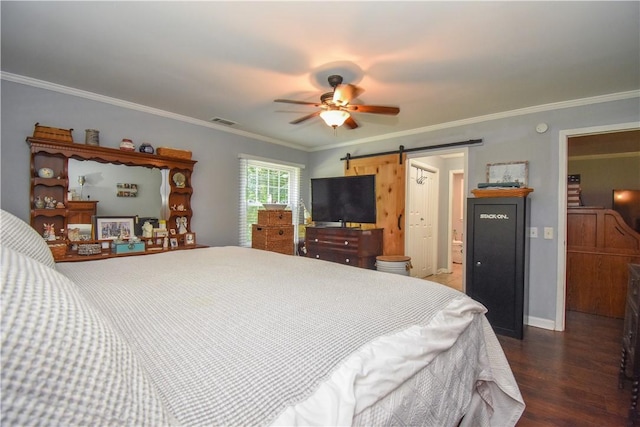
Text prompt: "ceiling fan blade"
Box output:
[[333, 84, 364, 106], [344, 115, 359, 129], [346, 104, 400, 115], [290, 111, 321, 124], [274, 99, 322, 107]]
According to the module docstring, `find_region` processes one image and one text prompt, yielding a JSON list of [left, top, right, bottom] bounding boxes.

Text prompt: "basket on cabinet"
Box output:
[[33, 123, 74, 143]]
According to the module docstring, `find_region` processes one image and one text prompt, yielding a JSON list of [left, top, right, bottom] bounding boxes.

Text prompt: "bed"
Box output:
[[1, 209, 524, 426]]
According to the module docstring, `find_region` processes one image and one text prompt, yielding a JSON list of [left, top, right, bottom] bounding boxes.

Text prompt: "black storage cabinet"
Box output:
[[466, 197, 528, 339]]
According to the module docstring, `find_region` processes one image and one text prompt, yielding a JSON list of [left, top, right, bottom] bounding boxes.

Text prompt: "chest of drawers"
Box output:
[[305, 227, 383, 269]]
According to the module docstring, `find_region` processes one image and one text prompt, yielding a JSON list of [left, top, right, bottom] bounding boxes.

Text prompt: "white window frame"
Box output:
[[238, 155, 302, 247]]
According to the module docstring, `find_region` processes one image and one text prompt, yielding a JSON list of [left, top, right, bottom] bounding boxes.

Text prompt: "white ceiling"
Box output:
[[2, 1, 639, 152]]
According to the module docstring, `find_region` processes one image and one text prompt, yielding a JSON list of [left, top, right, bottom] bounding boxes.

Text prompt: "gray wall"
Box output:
[[307, 98, 640, 325], [1, 80, 310, 246], [2, 78, 639, 327], [569, 156, 640, 208]]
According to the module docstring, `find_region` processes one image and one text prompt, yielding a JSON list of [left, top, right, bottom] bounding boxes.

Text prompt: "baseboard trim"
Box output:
[[526, 315, 556, 331]]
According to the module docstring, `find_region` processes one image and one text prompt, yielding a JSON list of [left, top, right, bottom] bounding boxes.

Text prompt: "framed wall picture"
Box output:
[[184, 232, 196, 246], [94, 216, 135, 240], [486, 161, 529, 187], [116, 183, 138, 197]]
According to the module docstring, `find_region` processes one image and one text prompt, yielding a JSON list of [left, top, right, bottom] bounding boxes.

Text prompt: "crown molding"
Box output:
[[310, 90, 640, 152], [1, 72, 308, 152], [3, 72, 638, 154]]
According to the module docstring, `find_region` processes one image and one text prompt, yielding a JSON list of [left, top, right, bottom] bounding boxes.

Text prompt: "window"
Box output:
[[239, 156, 301, 247]]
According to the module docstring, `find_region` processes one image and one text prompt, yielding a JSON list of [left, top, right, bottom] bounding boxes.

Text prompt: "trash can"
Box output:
[[375, 255, 412, 276]]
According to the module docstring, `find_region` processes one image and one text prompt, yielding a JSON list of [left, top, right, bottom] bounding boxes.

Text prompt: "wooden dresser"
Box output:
[[305, 227, 383, 269], [66, 200, 98, 224], [251, 210, 294, 255], [620, 264, 640, 426]]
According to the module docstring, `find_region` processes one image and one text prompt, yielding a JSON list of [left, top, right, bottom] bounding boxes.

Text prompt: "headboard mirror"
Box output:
[[68, 159, 164, 218]]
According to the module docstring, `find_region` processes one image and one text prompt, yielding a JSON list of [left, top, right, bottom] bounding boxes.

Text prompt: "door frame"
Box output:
[[555, 121, 640, 331], [448, 169, 464, 274]]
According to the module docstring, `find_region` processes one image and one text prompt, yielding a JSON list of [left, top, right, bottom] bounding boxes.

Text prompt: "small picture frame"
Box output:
[[116, 183, 138, 197], [184, 232, 196, 246], [486, 161, 529, 187], [67, 223, 92, 241], [169, 228, 177, 235], [169, 237, 178, 249]]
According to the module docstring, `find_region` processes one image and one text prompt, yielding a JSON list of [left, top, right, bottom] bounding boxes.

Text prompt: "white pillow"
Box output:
[[0, 209, 56, 269], [1, 246, 176, 426]]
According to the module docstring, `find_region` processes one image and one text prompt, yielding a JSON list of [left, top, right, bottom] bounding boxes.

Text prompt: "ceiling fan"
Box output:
[[274, 75, 400, 130]]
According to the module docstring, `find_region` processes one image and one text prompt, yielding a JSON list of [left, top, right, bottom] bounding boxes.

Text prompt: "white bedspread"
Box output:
[[58, 246, 524, 426]]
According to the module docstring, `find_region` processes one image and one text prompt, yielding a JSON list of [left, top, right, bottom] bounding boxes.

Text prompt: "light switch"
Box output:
[[529, 227, 538, 238], [544, 227, 554, 240]]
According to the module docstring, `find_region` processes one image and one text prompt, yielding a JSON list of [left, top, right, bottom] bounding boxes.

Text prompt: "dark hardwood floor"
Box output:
[[498, 311, 629, 426]]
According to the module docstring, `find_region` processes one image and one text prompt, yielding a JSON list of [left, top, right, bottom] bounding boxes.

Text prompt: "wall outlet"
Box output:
[[529, 227, 538, 238], [544, 227, 554, 240]]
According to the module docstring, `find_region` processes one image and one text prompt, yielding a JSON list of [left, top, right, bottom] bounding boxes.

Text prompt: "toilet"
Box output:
[[452, 240, 463, 264]]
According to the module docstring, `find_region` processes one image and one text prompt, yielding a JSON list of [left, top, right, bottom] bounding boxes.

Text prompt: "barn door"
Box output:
[[345, 153, 406, 255]]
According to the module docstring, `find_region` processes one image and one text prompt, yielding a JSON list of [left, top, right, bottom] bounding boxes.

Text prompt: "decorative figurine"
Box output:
[[177, 216, 188, 234], [34, 196, 45, 209], [44, 196, 57, 209], [139, 143, 154, 154], [43, 223, 56, 241], [142, 221, 154, 238]]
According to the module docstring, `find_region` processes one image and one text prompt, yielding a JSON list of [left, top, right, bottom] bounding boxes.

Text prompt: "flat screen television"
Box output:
[[311, 175, 377, 225]]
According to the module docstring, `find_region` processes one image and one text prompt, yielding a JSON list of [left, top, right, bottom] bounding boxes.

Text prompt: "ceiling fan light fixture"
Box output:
[[320, 109, 350, 128]]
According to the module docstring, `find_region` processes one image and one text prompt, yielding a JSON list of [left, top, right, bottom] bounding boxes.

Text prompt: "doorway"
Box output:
[[555, 122, 640, 331], [406, 148, 468, 289]]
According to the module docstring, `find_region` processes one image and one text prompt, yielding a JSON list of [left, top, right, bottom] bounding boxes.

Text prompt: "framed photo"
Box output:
[[94, 216, 135, 240], [486, 161, 529, 187], [116, 183, 138, 197], [184, 232, 196, 246], [169, 228, 177, 235], [67, 223, 92, 241], [169, 237, 178, 249]]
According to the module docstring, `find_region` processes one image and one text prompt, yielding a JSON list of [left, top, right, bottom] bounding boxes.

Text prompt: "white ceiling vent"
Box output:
[[210, 117, 237, 126]]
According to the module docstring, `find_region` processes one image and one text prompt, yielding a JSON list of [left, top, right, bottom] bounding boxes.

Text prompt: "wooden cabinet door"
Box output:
[[345, 154, 406, 256]]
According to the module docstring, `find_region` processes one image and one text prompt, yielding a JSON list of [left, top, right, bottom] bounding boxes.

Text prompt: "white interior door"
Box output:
[[407, 164, 437, 277]]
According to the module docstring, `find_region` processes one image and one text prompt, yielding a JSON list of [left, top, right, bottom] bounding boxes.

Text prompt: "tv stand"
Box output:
[[305, 227, 383, 269]]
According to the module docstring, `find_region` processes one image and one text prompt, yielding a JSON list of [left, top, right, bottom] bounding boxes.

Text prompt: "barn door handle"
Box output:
[[398, 214, 403, 230]]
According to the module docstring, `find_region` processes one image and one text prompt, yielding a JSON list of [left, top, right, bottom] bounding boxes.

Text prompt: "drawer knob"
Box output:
[[344, 241, 349, 245], [345, 258, 350, 263], [315, 238, 318, 242], [279, 229, 284, 236], [315, 255, 320, 259]]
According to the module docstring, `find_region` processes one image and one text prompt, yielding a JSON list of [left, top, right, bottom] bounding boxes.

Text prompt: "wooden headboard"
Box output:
[[566, 207, 640, 318], [568, 207, 640, 253]]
